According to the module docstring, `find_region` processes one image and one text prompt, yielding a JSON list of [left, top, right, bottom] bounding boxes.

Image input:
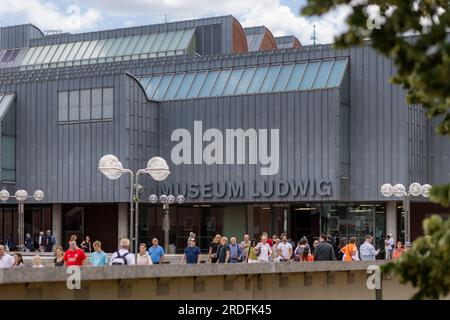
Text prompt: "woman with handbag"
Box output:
[[208, 234, 221, 263]]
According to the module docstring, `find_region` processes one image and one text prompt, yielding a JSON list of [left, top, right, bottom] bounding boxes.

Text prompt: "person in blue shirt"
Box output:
[[229, 237, 243, 263], [89, 241, 108, 266], [182, 239, 201, 264], [148, 238, 165, 264]]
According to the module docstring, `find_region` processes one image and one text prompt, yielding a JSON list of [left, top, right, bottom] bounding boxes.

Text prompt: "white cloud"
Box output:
[[0, 0, 101, 32]]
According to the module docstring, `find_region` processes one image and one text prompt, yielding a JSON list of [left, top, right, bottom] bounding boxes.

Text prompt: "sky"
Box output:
[[0, 0, 352, 45]]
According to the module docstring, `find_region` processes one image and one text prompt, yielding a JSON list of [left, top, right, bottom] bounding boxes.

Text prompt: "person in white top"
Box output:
[[110, 238, 136, 266], [255, 235, 272, 263], [277, 235, 293, 262], [0, 245, 14, 268], [137, 243, 153, 265], [32, 255, 44, 268]]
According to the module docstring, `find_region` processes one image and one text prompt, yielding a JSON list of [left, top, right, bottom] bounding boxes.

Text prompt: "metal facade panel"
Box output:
[[0, 39, 447, 204]]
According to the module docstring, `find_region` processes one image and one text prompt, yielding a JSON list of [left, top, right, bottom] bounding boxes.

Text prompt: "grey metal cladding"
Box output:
[[0, 39, 447, 204], [154, 89, 342, 204], [0, 72, 132, 204], [0, 24, 43, 49]]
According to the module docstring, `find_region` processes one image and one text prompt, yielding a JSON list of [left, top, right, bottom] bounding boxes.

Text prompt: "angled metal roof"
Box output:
[[244, 26, 278, 52], [275, 35, 301, 49]]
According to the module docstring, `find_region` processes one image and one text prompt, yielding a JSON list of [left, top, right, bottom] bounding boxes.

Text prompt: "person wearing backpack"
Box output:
[[109, 238, 135, 266]]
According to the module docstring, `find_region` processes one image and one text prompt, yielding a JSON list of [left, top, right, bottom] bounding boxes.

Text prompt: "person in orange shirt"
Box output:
[[300, 246, 314, 261], [340, 237, 359, 261], [392, 241, 405, 260]]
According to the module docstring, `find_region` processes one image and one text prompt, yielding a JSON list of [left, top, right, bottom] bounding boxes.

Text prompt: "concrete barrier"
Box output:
[[0, 261, 424, 300]]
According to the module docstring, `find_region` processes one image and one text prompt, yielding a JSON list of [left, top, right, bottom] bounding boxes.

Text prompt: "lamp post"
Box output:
[[0, 188, 45, 251], [149, 193, 185, 252], [380, 182, 432, 243], [98, 155, 170, 253]]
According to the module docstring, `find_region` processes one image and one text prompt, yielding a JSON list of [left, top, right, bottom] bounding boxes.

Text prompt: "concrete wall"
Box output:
[[0, 261, 423, 300]]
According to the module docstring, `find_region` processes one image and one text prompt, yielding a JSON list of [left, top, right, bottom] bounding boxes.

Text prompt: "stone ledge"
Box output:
[[0, 261, 385, 285]]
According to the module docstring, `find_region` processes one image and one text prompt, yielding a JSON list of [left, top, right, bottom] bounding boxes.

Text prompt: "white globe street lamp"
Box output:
[[98, 154, 172, 255], [149, 193, 185, 252], [0, 188, 45, 251], [380, 182, 431, 243]]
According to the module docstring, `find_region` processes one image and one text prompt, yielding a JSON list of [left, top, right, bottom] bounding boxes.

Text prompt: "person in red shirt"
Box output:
[[64, 240, 86, 266]]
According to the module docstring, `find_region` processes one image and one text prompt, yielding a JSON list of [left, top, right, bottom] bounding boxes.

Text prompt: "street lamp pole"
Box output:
[[0, 189, 45, 251], [380, 182, 431, 244], [149, 194, 185, 252], [99, 155, 171, 255]]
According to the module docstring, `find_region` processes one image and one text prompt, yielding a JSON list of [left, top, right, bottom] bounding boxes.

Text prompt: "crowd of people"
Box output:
[[0, 231, 411, 269]]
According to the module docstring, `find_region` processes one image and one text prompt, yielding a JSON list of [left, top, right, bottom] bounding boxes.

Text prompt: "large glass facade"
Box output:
[[0, 93, 16, 182], [0, 205, 51, 250], [321, 203, 386, 249], [137, 58, 348, 101]]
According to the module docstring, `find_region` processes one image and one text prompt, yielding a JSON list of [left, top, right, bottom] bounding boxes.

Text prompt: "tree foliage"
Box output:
[[301, 0, 450, 299], [382, 215, 450, 299]]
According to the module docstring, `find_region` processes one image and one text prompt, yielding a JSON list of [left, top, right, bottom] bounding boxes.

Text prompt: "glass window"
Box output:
[[139, 77, 152, 92], [114, 36, 132, 57], [73, 41, 90, 61], [198, 70, 219, 97], [130, 34, 148, 55], [326, 59, 348, 87], [26, 46, 44, 65], [58, 42, 75, 62], [20, 46, 36, 65], [210, 69, 231, 96], [312, 60, 333, 89], [91, 88, 102, 119], [186, 71, 207, 98], [235, 67, 256, 94], [41, 45, 59, 64], [89, 39, 106, 59], [34, 46, 52, 65], [49, 44, 66, 63], [175, 73, 195, 99], [69, 90, 79, 121], [146, 75, 162, 98], [166, 30, 184, 51], [105, 37, 124, 57], [177, 29, 195, 50], [159, 31, 176, 52], [153, 74, 173, 100], [247, 66, 268, 94], [285, 63, 306, 91], [273, 64, 294, 92], [222, 68, 244, 95], [66, 42, 83, 61], [299, 62, 320, 90], [122, 35, 141, 56], [149, 32, 166, 52], [58, 91, 68, 122], [140, 33, 157, 54], [81, 40, 98, 60], [259, 65, 281, 93], [1, 135, 15, 180], [102, 88, 113, 119], [80, 89, 90, 120], [98, 38, 114, 58], [163, 73, 184, 100]]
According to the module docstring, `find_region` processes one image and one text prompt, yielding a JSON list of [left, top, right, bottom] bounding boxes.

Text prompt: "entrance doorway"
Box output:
[[290, 204, 320, 243]]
